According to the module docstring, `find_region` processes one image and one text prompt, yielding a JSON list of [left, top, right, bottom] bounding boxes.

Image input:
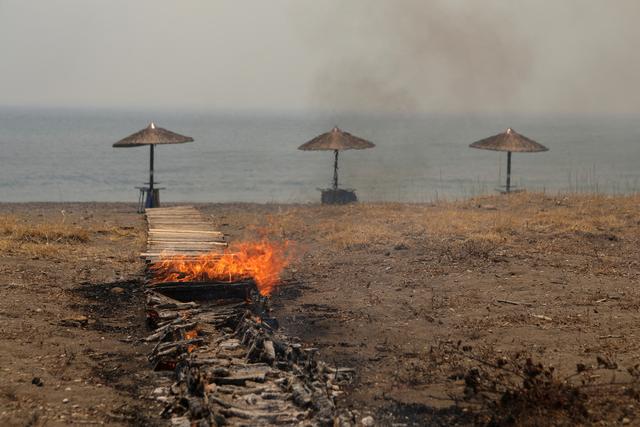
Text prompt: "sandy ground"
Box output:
[[0, 203, 165, 426], [1, 194, 640, 425], [200, 194, 640, 425]]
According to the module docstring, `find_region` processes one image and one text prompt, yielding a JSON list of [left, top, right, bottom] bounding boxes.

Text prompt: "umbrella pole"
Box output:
[[506, 151, 512, 193], [148, 145, 155, 208], [333, 150, 339, 191]]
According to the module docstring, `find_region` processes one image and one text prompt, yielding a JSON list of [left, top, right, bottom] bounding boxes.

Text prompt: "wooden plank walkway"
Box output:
[[141, 206, 227, 263]]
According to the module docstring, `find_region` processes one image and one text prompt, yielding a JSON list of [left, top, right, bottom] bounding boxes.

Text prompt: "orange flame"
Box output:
[[184, 330, 198, 340], [151, 240, 293, 297]]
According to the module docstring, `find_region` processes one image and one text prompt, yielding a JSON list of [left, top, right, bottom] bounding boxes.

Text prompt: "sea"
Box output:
[[0, 107, 639, 203]]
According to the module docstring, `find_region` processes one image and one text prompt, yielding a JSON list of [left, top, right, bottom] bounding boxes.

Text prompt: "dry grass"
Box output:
[[18, 242, 71, 259], [0, 215, 90, 258], [0, 216, 89, 244], [247, 193, 640, 272], [93, 225, 139, 240], [0, 213, 145, 262]]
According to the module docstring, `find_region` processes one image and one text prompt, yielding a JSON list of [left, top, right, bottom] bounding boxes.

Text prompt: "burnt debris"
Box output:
[[145, 288, 353, 426]]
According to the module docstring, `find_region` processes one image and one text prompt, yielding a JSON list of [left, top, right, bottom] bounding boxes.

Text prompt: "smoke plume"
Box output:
[[296, 0, 640, 114]]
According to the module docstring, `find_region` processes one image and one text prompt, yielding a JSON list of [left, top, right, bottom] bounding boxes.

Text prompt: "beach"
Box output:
[[3, 1, 640, 425], [1, 193, 639, 425]]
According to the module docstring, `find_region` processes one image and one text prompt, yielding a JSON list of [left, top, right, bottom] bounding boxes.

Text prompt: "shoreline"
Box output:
[[0, 189, 638, 204]]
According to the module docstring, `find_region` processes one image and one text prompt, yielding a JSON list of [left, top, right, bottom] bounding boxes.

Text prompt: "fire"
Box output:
[[184, 330, 199, 353], [184, 330, 198, 340], [151, 240, 293, 297]]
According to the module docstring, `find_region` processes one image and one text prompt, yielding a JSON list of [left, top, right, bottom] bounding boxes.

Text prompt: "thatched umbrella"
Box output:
[[470, 128, 548, 193], [298, 127, 375, 191], [113, 122, 193, 208]]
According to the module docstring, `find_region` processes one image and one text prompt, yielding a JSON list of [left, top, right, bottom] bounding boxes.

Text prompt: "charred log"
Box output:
[[144, 284, 352, 425]]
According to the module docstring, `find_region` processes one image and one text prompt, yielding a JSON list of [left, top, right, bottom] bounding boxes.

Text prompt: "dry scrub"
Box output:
[[201, 196, 640, 425], [244, 192, 640, 276], [0, 215, 89, 244], [0, 215, 141, 259]]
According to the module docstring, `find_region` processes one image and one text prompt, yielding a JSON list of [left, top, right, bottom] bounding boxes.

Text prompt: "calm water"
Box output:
[[0, 107, 639, 203]]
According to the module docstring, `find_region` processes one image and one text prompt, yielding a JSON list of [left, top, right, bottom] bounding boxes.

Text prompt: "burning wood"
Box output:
[[149, 240, 294, 296], [141, 207, 353, 424], [148, 281, 253, 302], [144, 290, 352, 425]]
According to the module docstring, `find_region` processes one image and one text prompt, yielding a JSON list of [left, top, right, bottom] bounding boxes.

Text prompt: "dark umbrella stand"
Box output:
[[113, 122, 193, 210], [470, 128, 548, 193], [298, 127, 375, 204]]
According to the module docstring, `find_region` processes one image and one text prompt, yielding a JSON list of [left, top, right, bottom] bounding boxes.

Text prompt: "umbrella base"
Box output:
[[496, 186, 525, 195], [320, 188, 358, 205], [137, 187, 163, 213]]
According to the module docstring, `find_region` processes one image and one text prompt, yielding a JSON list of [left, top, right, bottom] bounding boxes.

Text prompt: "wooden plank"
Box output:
[[148, 240, 226, 244], [147, 218, 205, 221], [148, 237, 225, 241], [148, 238, 224, 242], [146, 257, 214, 263], [147, 234, 211, 238], [147, 245, 226, 249], [146, 250, 225, 254], [148, 242, 226, 246], [146, 209, 199, 212], [148, 244, 226, 247], [149, 229, 223, 234], [142, 256, 222, 261], [146, 254, 219, 258], [145, 212, 197, 215], [151, 220, 211, 228], [142, 251, 224, 257], [146, 208, 197, 212], [148, 226, 211, 229], [143, 248, 225, 253], [147, 216, 205, 219], [147, 240, 227, 244], [145, 206, 195, 210], [148, 230, 219, 234], [147, 219, 204, 221], [148, 225, 213, 229], [146, 244, 223, 248], [143, 205, 227, 262], [147, 234, 224, 238], [149, 228, 224, 236], [147, 212, 201, 215], [147, 237, 222, 240], [147, 217, 204, 220]]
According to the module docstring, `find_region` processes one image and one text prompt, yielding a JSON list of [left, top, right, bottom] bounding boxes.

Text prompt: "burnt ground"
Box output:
[[200, 193, 640, 426], [0, 203, 165, 426], [1, 194, 640, 426]]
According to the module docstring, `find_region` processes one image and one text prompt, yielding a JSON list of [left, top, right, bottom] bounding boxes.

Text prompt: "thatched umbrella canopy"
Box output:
[[470, 128, 548, 193], [113, 122, 193, 147], [298, 127, 375, 190], [113, 122, 193, 207]]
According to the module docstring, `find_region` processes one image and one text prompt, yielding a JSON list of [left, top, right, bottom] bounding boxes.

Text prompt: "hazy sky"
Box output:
[[0, 0, 638, 114]]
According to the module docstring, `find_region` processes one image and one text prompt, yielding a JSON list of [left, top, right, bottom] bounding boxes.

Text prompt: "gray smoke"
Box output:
[[296, 0, 640, 114], [1, 1, 639, 114]]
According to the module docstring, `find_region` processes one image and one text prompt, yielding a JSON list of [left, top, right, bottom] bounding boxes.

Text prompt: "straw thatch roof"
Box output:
[[113, 122, 194, 147], [298, 127, 375, 151], [470, 128, 548, 153]]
